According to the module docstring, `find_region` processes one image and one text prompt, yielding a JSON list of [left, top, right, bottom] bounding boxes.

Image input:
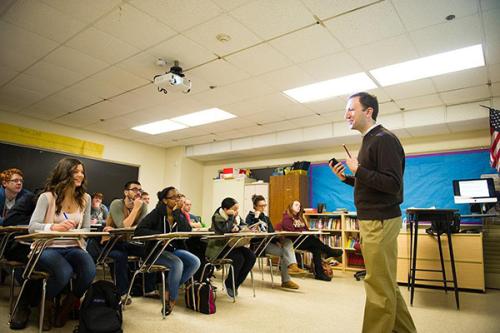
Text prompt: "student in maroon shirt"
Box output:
[[281, 200, 342, 281]]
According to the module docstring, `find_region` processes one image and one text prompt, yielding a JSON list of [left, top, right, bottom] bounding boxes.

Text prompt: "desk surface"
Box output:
[[0, 226, 29, 232], [16, 231, 109, 240], [133, 231, 214, 241]]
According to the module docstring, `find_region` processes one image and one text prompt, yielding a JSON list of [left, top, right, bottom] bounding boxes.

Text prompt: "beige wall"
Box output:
[[0, 110, 166, 211], [200, 129, 490, 223], [163, 146, 204, 216]]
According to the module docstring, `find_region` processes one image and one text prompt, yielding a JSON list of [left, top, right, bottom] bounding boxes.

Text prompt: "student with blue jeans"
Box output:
[[28, 158, 96, 331], [135, 186, 200, 315]]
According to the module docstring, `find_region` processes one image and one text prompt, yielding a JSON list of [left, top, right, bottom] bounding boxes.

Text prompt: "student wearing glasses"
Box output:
[[102, 181, 156, 303], [135, 187, 200, 315], [0, 168, 32, 225]]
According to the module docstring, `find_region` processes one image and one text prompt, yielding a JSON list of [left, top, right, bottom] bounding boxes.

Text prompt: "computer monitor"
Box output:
[[453, 178, 498, 204]]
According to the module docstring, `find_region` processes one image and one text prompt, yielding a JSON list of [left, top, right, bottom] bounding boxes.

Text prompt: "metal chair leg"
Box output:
[[10, 278, 29, 324], [123, 270, 140, 309], [39, 279, 47, 333], [230, 265, 236, 303], [436, 233, 448, 292], [9, 266, 16, 316], [250, 270, 255, 297], [221, 265, 226, 291], [268, 257, 274, 288], [161, 271, 166, 319]]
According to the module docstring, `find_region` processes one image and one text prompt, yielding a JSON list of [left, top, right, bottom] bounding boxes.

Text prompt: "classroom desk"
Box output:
[[0, 226, 29, 259], [96, 227, 136, 267], [13, 231, 108, 333], [126, 231, 214, 316]]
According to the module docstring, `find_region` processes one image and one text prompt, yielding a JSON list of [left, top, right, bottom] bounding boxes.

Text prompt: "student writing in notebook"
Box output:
[[28, 158, 95, 331]]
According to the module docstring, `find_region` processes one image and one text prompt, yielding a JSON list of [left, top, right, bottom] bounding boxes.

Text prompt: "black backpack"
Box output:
[[74, 280, 123, 333]]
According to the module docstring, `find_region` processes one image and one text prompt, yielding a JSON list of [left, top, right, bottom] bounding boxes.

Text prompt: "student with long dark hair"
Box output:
[[246, 195, 306, 289], [281, 200, 343, 281], [28, 158, 96, 331], [135, 186, 200, 315], [206, 197, 256, 298]]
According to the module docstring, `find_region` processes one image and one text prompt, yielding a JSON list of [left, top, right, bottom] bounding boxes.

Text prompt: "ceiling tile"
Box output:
[[44, 46, 109, 76], [409, 14, 482, 56], [298, 51, 363, 81], [148, 35, 216, 70], [485, 42, 500, 65], [432, 67, 488, 92], [392, 0, 478, 31], [95, 3, 177, 49], [261, 120, 297, 132], [492, 82, 500, 96], [0, 66, 19, 86], [115, 51, 161, 81], [18, 100, 70, 120], [348, 34, 418, 69], [483, 7, 500, 46], [301, 0, 377, 20], [3, 0, 85, 42], [0, 21, 58, 71], [71, 100, 131, 120], [480, 0, 500, 12], [289, 114, 326, 127], [0, 86, 46, 111], [304, 97, 347, 113], [230, 0, 314, 39], [320, 110, 346, 122], [326, 1, 405, 48], [384, 79, 437, 100], [71, 77, 124, 99], [24, 61, 85, 86], [187, 59, 250, 86], [53, 107, 106, 127], [226, 43, 292, 76], [8, 73, 64, 96], [184, 14, 262, 56], [396, 94, 443, 111], [90, 66, 149, 92], [66, 27, 140, 64], [41, 0, 121, 24], [130, 0, 223, 32], [269, 25, 343, 64], [255, 65, 315, 91], [212, 0, 249, 11], [379, 101, 403, 115], [174, 134, 217, 146], [439, 85, 491, 104], [84, 116, 133, 132]]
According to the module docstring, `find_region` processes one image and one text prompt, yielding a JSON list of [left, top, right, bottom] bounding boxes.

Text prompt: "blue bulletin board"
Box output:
[[309, 149, 497, 222]]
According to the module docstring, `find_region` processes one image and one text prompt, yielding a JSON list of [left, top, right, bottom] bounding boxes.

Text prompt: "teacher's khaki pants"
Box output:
[[359, 216, 417, 333]]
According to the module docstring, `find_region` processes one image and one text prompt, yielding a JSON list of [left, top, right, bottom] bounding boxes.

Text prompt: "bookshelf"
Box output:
[[304, 212, 365, 272]]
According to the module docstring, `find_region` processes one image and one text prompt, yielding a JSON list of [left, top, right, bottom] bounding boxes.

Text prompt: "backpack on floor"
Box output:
[[185, 278, 216, 315], [74, 280, 123, 333]]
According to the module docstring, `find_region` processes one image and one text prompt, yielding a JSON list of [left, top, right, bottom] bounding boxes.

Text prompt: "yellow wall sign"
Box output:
[[0, 122, 104, 158]]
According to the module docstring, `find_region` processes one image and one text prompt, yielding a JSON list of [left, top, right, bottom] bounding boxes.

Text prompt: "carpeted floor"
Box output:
[[1, 268, 500, 333]]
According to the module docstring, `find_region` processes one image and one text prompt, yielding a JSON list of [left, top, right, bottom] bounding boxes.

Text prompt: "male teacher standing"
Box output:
[[330, 92, 416, 333]]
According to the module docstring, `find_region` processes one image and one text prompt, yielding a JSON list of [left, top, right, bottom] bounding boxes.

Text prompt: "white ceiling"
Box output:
[[0, 0, 499, 160]]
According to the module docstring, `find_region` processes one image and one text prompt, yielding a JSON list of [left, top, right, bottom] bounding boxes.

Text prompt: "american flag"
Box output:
[[489, 107, 500, 172]]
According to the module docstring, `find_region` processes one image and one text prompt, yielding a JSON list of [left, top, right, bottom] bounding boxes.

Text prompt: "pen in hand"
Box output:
[[343, 144, 352, 158]]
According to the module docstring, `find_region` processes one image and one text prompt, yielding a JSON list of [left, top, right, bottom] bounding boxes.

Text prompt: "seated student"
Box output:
[[90, 192, 108, 225], [1, 168, 32, 225], [4, 188, 40, 330], [140, 191, 150, 206], [173, 196, 207, 280], [281, 200, 343, 281], [245, 195, 306, 289], [135, 187, 200, 315], [206, 197, 257, 298], [28, 158, 96, 330], [102, 181, 155, 302]]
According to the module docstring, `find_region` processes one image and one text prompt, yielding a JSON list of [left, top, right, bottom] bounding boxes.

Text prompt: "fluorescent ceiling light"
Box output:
[[171, 108, 236, 127], [132, 119, 187, 135], [370, 44, 485, 87], [283, 73, 377, 103]]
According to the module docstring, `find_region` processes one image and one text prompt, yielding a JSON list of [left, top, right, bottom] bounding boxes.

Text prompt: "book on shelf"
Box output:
[[308, 217, 341, 230], [345, 216, 360, 230], [347, 252, 365, 267], [345, 235, 361, 249]]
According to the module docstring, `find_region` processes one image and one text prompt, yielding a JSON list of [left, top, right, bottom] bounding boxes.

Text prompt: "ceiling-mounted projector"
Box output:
[[153, 60, 191, 94]]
